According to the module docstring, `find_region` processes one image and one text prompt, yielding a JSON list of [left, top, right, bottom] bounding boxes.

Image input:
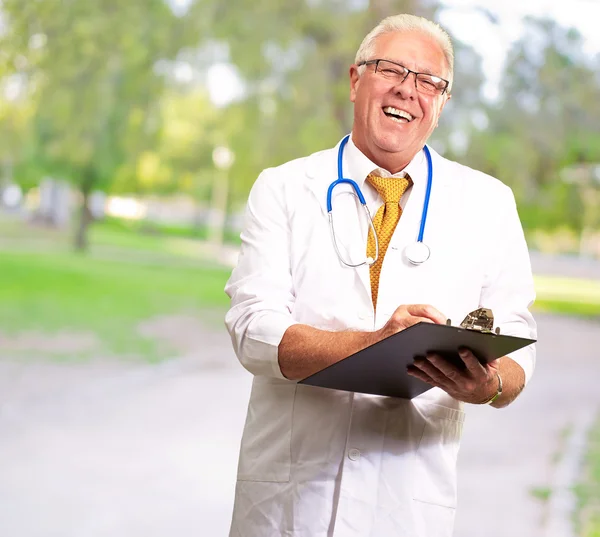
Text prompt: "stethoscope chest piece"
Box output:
[[405, 241, 431, 265]]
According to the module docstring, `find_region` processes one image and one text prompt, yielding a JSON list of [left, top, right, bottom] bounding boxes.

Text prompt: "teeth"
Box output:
[[383, 106, 413, 122]]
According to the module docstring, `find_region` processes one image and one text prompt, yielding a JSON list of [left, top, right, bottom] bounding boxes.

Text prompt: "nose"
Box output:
[[393, 72, 417, 100]]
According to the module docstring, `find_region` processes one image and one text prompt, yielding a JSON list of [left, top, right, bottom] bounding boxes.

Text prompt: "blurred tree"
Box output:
[[2, 1, 594, 249], [191, 0, 444, 204], [428, 36, 486, 156], [0, 57, 35, 190], [181, 0, 489, 213], [111, 89, 219, 199], [464, 17, 600, 231], [0, 0, 188, 250]]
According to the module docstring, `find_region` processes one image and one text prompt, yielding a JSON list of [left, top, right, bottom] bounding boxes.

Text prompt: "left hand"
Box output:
[[407, 348, 500, 404]]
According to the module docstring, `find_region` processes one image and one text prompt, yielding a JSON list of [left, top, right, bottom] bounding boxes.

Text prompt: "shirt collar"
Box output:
[[344, 134, 428, 188]]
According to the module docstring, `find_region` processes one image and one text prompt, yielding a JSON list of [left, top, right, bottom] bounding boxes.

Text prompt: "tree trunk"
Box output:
[[74, 170, 95, 252]]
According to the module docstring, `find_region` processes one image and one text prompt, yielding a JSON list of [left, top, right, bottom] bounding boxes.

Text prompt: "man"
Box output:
[[225, 13, 536, 537]]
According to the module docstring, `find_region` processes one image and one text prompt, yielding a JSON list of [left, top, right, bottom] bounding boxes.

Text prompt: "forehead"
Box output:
[[372, 31, 447, 76]]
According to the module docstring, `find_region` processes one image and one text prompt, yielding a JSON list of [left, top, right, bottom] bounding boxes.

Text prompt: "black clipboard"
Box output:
[[299, 323, 536, 399]]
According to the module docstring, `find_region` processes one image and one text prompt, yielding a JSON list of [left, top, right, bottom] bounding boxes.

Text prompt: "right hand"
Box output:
[[373, 304, 447, 343]]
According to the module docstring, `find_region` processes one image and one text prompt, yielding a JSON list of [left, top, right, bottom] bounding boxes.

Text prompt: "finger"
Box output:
[[457, 348, 486, 375], [484, 356, 502, 374], [403, 316, 435, 327], [405, 304, 447, 324], [412, 356, 456, 387], [385, 315, 433, 338], [426, 352, 463, 382], [407, 364, 437, 386]]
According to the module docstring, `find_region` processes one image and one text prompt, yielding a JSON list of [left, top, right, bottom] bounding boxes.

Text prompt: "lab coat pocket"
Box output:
[[412, 402, 465, 508], [237, 376, 297, 483]]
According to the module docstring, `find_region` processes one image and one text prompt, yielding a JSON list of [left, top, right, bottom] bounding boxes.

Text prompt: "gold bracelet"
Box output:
[[479, 372, 503, 405]]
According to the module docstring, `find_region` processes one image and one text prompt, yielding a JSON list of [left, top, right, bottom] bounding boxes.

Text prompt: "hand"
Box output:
[[407, 347, 501, 404], [374, 304, 447, 343]]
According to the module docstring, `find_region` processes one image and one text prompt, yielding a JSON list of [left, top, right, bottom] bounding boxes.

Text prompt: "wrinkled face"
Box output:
[[350, 31, 451, 172]]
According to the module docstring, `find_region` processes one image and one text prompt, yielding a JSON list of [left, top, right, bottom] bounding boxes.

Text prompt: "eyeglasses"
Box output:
[[357, 59, 450, 96]]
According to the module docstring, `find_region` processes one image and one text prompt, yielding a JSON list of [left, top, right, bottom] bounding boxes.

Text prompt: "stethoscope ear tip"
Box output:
[[366, 256, 375, 265]]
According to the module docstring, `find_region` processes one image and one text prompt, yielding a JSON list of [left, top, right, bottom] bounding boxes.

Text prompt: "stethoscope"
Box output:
[[327, 134, 433, 267]]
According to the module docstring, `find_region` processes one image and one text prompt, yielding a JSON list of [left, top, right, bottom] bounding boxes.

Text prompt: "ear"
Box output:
[[349, 65, 361, 103]]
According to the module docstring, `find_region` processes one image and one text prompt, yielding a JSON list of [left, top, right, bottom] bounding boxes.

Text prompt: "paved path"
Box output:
[[530, 251, 600, 280], [0, 313, 599, 537], [455, 313, 600, 537]]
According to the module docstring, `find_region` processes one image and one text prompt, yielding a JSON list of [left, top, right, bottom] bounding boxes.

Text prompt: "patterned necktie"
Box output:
[[366, 174, 410, 310]]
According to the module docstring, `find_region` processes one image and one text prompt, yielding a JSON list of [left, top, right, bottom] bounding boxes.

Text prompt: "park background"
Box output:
[[1, 0, 600, 536]]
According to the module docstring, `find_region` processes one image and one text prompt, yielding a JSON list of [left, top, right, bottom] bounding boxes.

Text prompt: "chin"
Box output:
[[372, 133, 408, 154]]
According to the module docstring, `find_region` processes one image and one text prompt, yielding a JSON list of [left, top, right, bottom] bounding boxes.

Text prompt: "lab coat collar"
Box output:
[[305, 135, 446, 215], [343, 135, 426, 189], [303, 136, 453, 309]]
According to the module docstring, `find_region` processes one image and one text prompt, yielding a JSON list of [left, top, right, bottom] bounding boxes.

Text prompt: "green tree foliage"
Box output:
[[197, 0, 439, 200], [0, 0, 188, 249], [463, 17, 600, 232], [0, 1, 597, 248], [111, 88, 220, 199], [185, 0, 490, 210]]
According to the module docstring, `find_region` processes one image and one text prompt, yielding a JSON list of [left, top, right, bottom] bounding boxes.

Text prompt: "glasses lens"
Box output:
[[375, 60, 406, 80], [416, 74, 447, 95], [373, 60, 447, 95]]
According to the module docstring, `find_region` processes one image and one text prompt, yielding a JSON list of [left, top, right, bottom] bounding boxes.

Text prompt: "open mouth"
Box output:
[[383, 106, 414, 123]]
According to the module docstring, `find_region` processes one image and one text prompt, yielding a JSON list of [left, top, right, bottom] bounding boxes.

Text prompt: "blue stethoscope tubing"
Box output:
[[327, 134, 433, 266]]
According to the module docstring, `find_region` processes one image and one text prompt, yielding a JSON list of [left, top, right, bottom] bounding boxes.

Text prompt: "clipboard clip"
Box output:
[[446, 307, 501, 335]]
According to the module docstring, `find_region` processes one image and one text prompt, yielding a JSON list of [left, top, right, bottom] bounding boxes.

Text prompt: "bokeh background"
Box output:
[[1, 0, 600, 536]]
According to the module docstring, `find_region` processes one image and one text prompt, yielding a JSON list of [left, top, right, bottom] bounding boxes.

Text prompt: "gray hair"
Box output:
[[355, 14, 454, 92]]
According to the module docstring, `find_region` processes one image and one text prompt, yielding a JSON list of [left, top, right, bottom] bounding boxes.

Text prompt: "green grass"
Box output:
[[534, 300, 600, 318], [1, 216, 599, 362], [0, 250, 231, 361], [575, 417, 600, 536], [529, 486, 552, 502], [533, 275, 600, 319], [97, 216, 242, 245], [3, 246, 596, 362]]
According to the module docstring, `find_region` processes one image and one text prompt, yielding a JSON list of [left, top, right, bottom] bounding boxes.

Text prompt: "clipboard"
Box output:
[[299, 322, 536, 399]]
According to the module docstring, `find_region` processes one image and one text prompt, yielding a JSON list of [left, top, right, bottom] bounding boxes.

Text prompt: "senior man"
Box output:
[[225, 12, 536, 537]]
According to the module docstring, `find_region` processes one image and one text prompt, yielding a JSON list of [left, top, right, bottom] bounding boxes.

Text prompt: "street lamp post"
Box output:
[[209, 146, 235, 250]]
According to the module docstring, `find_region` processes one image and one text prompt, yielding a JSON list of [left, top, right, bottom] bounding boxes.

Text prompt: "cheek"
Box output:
[[350, 75, 367, 103], [354, 92, 371, 121], [421, 100, 443, 128], [432, 97, 447, 119]]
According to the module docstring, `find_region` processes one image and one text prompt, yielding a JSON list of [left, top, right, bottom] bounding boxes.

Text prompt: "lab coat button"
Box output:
[[348, 448, 361, 461]]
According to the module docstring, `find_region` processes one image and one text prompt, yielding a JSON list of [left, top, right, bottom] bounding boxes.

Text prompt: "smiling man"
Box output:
[[350, 30, 450, 173], [225, 13, 536, 537]]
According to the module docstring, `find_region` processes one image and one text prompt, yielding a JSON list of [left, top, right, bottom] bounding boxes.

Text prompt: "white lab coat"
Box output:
[[225, 137, 537, 537]]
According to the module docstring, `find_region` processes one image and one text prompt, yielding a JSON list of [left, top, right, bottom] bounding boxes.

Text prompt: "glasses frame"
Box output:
[[357, 59, 450, 96]]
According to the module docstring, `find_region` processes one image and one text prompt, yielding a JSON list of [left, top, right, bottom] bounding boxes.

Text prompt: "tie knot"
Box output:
[[367, 174, 410, 204]]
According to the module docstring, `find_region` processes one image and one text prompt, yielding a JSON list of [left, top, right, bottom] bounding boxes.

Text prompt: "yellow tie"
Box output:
[[366, 174, 410, 309]]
